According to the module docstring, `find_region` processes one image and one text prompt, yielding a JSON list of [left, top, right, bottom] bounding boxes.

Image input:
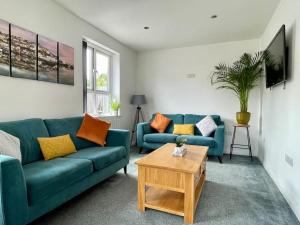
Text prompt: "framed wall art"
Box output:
[[38, 35, 58, 83], [0, 18, 74, 86], [58, 42, 74, 85], [0, 19, 10, 76], [11, 24, 37, 80]]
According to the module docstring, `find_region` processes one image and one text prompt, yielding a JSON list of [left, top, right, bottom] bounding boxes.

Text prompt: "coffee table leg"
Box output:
[[137, 166, 145, 212], [184, 173, 195, 224]]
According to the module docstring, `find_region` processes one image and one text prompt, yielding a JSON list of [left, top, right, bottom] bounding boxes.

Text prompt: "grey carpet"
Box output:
[[31, 149, 300, 225]]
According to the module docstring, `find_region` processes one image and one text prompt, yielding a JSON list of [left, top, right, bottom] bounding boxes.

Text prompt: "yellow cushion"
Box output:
[[37, 134, 76, 160], [173, 124, 194, 135]]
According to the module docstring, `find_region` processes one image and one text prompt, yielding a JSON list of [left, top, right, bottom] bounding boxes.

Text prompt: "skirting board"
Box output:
[[261, 161, 300, 222]]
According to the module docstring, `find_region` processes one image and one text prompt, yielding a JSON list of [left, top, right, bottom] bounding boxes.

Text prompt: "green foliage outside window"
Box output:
[[96, 73, 108, 89]]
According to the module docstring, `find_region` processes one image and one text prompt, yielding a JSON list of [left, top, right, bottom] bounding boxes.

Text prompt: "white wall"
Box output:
[[259, 0, 300, 220], [0, 0, 137, 129], [136, 39, 260, 155]]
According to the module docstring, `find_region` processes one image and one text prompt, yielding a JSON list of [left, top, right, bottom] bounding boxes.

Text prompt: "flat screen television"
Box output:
[[265, 25, 287, 88]]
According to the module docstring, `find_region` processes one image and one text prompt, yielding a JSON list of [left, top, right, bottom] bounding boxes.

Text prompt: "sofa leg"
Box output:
[[139, 148, 143, 154], [124, 166, 127, 174], [217, 156, 223, 164]]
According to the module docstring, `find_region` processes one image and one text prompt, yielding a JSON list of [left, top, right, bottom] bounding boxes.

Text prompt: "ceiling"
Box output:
[[55, 0, 280, 51]]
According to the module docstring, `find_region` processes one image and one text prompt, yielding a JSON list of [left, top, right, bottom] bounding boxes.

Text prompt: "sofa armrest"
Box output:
[[136, 122, 152, 147], [106, 129, 130, 155], [0, 155, 28, 225], [214, 124, 225, 155]]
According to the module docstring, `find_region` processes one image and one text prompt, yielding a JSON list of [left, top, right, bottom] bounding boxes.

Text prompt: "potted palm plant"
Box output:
[[211, 52, 266, 124]]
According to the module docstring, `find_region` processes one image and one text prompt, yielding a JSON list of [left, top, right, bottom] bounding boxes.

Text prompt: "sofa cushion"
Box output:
[[144, 133, 178, 143], [77, 114, 111, 146], [150, 113, 171, 133], [0, 130, 22, 162], [23, 157, 93, 205], [66, 146, 127, 170], [37, 134, 77, 160], [173, 124, 194, 135], [152, 114, 184, 133], [196, 116, 217, 137], [184, 114, 221, 135], [44, 117, 98, 150], [178, 135, 215, 147], [0, 119, 49, 165]]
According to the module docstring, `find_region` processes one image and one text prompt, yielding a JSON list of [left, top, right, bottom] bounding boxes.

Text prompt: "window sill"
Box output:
[[89, 113, 122, 118], [100, 115, 122, 118]]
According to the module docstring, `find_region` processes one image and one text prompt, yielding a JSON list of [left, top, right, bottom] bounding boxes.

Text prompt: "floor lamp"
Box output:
[[131, 95, 147, 145]]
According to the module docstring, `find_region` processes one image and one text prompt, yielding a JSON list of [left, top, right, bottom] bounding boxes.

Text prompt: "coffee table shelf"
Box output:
[[145, 171, 206, 218], [145, 187, 184, 216]]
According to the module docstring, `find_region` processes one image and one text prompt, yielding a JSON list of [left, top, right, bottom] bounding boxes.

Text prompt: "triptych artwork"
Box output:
[[0, 19, 74, 85]]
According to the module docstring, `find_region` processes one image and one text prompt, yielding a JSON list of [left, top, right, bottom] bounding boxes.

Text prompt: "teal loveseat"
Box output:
[[137, 114, 224, 162], [0, 116, 130, 225]]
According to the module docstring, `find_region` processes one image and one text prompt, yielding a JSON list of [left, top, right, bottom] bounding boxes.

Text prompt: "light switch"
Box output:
[[186, 73, 196, 78]]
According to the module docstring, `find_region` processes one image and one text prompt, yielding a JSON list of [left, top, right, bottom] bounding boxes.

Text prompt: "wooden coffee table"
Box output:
[[135, 143, 208, 224]]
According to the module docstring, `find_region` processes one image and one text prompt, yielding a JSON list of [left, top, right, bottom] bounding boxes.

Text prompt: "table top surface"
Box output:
[[135, 143, 208, 173]]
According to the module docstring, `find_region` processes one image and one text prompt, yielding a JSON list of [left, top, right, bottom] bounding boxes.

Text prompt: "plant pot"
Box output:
[[173, 146, 187, 157], [236, 112, 251, 125]]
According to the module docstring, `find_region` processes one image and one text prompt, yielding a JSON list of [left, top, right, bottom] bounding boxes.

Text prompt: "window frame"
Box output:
[[87, 43, 113, 94], [86, 46, 94, 91], [86, 42, 114, 116]]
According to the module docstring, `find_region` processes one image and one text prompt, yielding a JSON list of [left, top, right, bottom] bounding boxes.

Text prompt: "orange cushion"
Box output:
[[76, 114, 111, 146], [150, 113, 171, 133]]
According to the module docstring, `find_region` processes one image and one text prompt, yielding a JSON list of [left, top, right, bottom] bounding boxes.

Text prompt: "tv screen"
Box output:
[[265, 25, 287, 88]]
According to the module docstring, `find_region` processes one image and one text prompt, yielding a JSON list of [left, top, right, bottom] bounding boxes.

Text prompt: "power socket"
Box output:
[[285, 153, 293, 167], [186, 73, 196, 78], [225, 130, 232, 136]]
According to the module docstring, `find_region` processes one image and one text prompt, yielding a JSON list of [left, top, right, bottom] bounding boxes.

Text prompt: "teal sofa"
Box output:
[[0, 116, 130, 225], [137, 114, 224, 162]]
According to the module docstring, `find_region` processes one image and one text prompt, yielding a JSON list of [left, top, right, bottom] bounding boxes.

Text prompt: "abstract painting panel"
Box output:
[[0, 19, 10, 76], [11, 24, 37, 80], [58, 43, 74, 85], [38, 35, 58, 83]]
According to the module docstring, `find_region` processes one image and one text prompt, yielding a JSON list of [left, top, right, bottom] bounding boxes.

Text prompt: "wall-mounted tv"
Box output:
[[265, 25, 287, 88]]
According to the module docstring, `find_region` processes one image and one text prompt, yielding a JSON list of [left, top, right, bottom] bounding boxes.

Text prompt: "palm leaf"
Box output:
[[211, 51, 266, 112]]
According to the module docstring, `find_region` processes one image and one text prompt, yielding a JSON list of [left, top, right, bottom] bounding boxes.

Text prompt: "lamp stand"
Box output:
[[131, 105, 145, 145]]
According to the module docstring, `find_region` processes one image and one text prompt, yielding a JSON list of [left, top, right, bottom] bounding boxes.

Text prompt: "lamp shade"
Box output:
[[131, 95, 147, 105]]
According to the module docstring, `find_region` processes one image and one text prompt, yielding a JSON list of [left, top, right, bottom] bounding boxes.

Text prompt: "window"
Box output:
[[84, 41, 119, 116]]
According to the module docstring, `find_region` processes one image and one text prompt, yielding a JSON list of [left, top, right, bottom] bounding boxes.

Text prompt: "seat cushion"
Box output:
[[44, 117, 98, 150], [151, 114, 184, 133], [66, 146, 127, 170], [144, 133, 178, 143], [178, 135, 215, 147], [23, 157, 93, 205], [0, 119, 49, 164]]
